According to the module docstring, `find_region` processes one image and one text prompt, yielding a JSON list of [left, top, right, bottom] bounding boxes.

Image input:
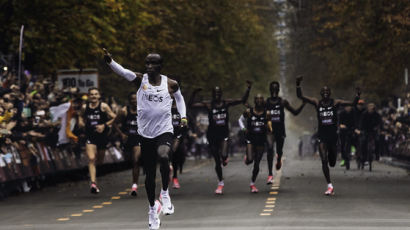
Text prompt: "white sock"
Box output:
[[328, 183, 333, 188], [132, 183, 137, 188], [250, 182, 255, 186], [161, 189, 169, 195], [218, 181, 224, 186]]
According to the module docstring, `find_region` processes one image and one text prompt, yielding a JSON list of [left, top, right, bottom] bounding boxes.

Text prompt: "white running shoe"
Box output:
[[148, 200, 161, 230], [160, 190, 174, 215]]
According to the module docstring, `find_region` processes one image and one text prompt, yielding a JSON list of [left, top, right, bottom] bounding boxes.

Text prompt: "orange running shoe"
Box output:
[[215, 185, 224, 195]]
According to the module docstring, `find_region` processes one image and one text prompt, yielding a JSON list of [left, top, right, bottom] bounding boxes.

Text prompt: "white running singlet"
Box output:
[[137, 74, 173, 138]]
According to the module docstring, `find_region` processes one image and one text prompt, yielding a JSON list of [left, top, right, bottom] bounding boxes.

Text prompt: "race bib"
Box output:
[[129, 129, 137, 134], [322, 119, 333, 125], [271, 116, 280, 122], [215, 119, 226, 126], [253, 127, 262, 133]]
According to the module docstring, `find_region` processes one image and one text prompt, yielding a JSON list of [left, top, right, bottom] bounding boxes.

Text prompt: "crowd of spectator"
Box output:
[[378, 93, 410, 159], [0, 67, 408, 198], [335, 94, 410, 167], [0, 69, 127, 197]]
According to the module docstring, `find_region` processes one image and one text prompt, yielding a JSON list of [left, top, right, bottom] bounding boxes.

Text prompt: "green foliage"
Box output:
[[290, 0, 409, 102], [0, 0, 278, 104]]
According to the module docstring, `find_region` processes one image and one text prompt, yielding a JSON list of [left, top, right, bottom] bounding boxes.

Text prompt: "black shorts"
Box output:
[[124, 134, 142, 151], [318, 134, 338, 145], [246, 133, 267, 146], [86, 133, 108, 150], [140, 132, 173, 167], [207, 127, 229, 143]]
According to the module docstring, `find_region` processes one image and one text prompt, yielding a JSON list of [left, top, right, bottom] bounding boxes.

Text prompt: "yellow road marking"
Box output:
[[259, 159, 284, 217], [53, 161, 210, 223], [57, 218, 70, 221], [71, 213, 83, 217]]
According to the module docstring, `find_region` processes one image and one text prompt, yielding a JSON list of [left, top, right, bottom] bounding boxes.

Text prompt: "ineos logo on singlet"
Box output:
[[88, 114, 101, 126], [172, 113, 181, 126], [127, 119, 138, 134], [319, 106, 334, 125], [142, 93, 163, 103], [127, 120, 138, 126], [88, 114, 101, 120], [211, 107, 227, 126], [270, 105, 281, 122], [250, 115, 266, 133]]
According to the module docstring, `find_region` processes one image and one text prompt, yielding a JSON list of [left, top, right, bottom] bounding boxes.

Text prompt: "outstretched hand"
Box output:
[[296, 75, 303, 86], [103, 48, 112, 63]]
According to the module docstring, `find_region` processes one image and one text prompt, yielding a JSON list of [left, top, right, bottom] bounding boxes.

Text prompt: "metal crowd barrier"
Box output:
[[0, 143, 125, 184]]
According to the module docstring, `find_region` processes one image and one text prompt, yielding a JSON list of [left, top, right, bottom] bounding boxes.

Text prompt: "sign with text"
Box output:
[[57, 69, 98, 93]]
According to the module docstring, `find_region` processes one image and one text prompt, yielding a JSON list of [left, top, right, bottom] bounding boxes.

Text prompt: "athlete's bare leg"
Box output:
[[86, 144, 98, 183]]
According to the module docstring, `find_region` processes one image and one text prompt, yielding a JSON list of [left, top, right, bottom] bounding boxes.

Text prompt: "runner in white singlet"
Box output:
[[104, 49, 187, 230]]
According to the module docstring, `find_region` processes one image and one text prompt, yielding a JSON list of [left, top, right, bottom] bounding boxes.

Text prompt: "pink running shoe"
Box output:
[[266, 175, 274, 185], [250, 184, 259, 193], [90, 182, 100, 194], [324, 187, 335, 196], [172, 178, 180, 189], [215, 185, 224, 195]]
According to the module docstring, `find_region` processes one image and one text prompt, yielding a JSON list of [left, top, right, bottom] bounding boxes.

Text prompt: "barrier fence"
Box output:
[[0, 142, 125, 184]]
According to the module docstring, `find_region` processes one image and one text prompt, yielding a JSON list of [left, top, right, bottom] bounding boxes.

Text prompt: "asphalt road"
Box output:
[[0, 152, 409, 230]]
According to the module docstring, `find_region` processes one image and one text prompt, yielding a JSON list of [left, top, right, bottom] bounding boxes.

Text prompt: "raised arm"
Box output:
[[296, 75, 319, 107], [103, 48, 142, 87], [226, 81, 252, 107], [188, 88, 210, 109], [188, 88, 211, 110], [283, 99, 306, 116], [335, 87, 361, 107]]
